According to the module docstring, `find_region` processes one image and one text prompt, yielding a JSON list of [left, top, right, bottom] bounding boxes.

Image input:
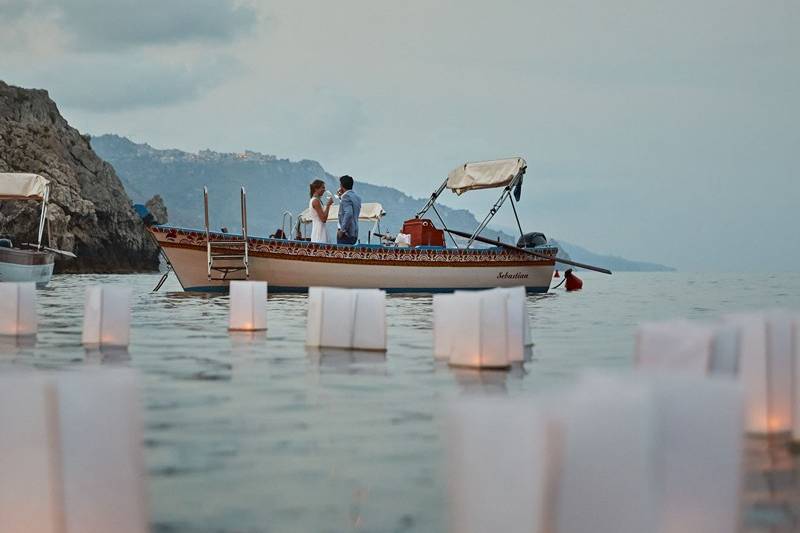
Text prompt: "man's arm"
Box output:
[[340, 196, 355, 235]]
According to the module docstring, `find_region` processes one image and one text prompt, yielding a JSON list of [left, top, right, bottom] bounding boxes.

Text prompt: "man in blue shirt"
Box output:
[[336, 175, 362, 245]]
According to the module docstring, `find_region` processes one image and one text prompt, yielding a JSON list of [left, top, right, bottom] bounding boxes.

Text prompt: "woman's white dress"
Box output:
[[309, 197, 329, 244]]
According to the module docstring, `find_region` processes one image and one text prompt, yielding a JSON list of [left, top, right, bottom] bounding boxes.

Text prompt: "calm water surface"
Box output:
[[2, 272, 799, 532]]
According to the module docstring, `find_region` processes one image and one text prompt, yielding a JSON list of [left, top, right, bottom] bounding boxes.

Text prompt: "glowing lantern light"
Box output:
[[228, 281, 267, 331], [0, 369, 147, 533], [81, 286, 131, 348], [306, 287, 386, 351], [448, 290, 510, 369], [724, 312, 799, 435], [0, 281, 37, 337]]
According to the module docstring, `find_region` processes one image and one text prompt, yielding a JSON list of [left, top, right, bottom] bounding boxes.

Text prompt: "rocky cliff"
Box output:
[[0, 81, 159, 272]]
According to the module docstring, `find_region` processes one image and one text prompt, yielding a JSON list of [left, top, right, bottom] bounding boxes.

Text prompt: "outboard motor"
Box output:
[[517, 232, 547, 248]]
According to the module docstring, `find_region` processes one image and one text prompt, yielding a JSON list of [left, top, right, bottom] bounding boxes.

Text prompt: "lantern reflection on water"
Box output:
[[228, 281, 267, 331], [305, 287, 386, 351], [81, 285, 131, 348], [0, 281, 37, 337]]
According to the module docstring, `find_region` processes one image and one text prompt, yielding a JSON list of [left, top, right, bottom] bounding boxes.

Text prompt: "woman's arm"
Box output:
[[311, 198, 330, 223]]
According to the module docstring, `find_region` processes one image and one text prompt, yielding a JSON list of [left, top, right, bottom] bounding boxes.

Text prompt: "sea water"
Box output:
[[1, 272, 798, 532]]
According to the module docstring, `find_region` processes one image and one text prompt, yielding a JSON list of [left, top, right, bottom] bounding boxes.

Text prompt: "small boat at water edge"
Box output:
[[149, 158, 559, 293], [0, 174, 55, 286]]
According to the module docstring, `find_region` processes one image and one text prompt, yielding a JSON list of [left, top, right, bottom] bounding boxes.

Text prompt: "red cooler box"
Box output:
[[401, 219, 445, 247]]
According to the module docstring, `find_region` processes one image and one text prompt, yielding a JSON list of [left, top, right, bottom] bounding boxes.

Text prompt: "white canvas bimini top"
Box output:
[[0, 173, 49, 200], [299, 202, 385, 224], [446, 157, 526, 195]]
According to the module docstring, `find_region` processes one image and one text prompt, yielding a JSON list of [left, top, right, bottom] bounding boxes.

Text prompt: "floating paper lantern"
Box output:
[[635, 319, 717, 374], [489, 286, 529, 358], [647, 375, 743, 533], [0, 375, 60, 533], [81, 286, 131, 348], [306, 287, 386, 351], [634, 319, 740, 376], [555, 378, 657, 533], [447, 399, 550, 533], [448, 290, 510, 369], [57, 370, 148, 533], [0, 370, 147, 533], [725, 312, 799, 435], [437, 289, 524, 369], [228, 281, 267, 331], [433, 293, 468, 360], [446, 374, 745, 533], [0, 281, 37, 337]]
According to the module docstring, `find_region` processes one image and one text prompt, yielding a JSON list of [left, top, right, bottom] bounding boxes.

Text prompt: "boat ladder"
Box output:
[[204, 186, 250, 282]]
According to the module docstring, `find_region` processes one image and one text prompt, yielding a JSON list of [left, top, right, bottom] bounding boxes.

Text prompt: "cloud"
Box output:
[[2, 0, 257, 51], [9, 51, 242, 112]]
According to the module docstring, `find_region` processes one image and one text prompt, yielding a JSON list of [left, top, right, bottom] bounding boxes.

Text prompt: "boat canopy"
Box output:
[[0, 173, 49, 200], [299, 202, 386, 224], [446, 157, 526, 195]]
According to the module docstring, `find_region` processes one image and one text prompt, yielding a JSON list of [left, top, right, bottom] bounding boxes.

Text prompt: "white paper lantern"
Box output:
[[449, 290, 510, 369], [635, 319, 716, 374], [228, 281, 267, 331], [725, 312, 798, 435], [445, 374, 745, 533], [0, 282, 37, 337], [57, 370, 148, 533], [634, 319, 740, 377], [555, 378, 657, 533], [793, 317, 800, 441], [0, 370, 147, 533], [82, 286, 131, 348], [306, 287, 386, 351], [0, 375, 60, 533], [648, 375, 743, 533], [491, 286, 532, 347], [433, 293, 468, 360], [447, 398, 551, 533]]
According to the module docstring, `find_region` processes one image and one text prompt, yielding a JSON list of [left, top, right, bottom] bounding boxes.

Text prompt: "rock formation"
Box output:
[[0, 81, 159, 272], [145, 194, 168, 225]]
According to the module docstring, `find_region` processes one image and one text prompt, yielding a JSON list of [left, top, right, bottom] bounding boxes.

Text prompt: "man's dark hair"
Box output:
[[339, 175, 354, 190]]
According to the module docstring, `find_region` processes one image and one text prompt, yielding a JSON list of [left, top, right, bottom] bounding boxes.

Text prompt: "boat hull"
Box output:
[[0, 248, 55, 286], [151, 227, 556, 294]]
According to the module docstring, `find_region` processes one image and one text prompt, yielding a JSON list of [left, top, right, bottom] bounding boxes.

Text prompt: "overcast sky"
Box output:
[[1, 0, 797, 271]]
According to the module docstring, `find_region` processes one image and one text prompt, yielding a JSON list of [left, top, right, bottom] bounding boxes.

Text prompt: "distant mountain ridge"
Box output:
[[91, 134, 674, 272]]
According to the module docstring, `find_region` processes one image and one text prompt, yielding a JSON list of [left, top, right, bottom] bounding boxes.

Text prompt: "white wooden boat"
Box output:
[[0, 174, 55, 286], [149, 158, 559, 293]]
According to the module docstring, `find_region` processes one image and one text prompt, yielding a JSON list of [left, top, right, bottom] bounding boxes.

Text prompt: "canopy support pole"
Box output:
[[36, 185, 49, 251], [509, 197, 524, 239], [431, 204, 459, 249], [466, 169, 524, 248], [415, 178, 448, 219]]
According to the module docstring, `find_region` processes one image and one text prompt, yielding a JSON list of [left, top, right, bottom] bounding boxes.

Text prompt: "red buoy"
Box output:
[[564, 269, 583, 291], [553, 270, 560, 278]]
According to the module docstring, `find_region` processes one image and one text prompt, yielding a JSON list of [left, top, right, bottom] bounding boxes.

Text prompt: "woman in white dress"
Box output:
[[309, 179, 334, 243]]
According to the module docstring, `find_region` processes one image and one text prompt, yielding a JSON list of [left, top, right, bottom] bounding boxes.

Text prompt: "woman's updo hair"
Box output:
[[309, 179, 325, 198]]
